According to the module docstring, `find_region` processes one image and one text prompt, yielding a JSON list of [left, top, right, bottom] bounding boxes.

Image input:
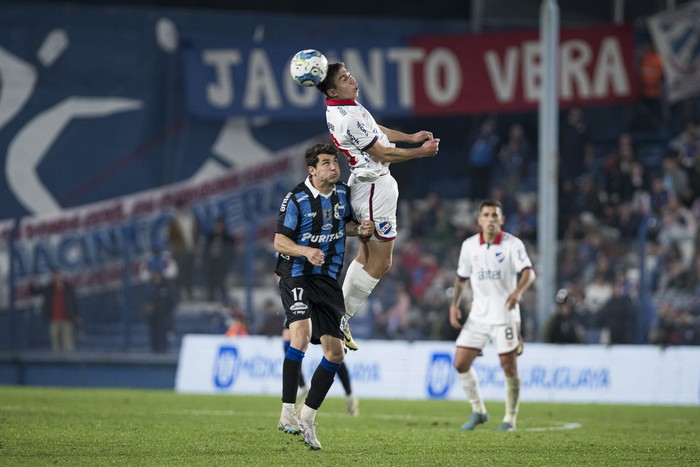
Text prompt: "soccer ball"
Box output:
[[289, 49, 328, 87]]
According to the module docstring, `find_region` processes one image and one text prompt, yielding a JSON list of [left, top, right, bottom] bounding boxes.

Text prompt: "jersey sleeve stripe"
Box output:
[[361, 135, 378, 152]]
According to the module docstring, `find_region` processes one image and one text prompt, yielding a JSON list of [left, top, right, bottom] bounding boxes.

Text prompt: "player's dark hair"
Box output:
[[305, 142, 338, 168], [479, 199, 503, 212], [316, 62, 345, 97]]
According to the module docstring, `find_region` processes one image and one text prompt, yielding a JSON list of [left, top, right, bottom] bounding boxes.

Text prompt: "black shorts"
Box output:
[[278, 275, 344, 345]]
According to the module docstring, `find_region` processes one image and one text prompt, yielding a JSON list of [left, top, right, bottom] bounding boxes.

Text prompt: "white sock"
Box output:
[[343, 260, 364, 289], [299, 404, 317, 423], [504, 376, 520, 425], [342, 260, 379, 318], [282, 402, 295, 414], [459, 367, 487, 414]]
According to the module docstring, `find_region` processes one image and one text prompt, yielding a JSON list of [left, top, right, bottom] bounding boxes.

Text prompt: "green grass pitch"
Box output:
[[1, 386, 699, 465]]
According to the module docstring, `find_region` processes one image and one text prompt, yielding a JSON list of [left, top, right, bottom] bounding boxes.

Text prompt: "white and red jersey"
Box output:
[[326, 98, 393, 182], [456, 230, 533, 325]]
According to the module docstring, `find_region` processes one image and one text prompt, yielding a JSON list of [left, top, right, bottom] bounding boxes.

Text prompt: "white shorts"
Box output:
[[455, 318, 521, 355], [348, 172, 398, 242]]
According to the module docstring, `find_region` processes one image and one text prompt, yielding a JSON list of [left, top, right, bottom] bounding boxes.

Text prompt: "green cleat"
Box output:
[[497, 422, 515, 432], [460, 412, 489, 430]]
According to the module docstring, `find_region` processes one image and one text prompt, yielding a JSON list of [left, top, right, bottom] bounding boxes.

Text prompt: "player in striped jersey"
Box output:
[[449, 200, 536, 432], [316, 62, 440, 350], [275, 143, 373, 449]]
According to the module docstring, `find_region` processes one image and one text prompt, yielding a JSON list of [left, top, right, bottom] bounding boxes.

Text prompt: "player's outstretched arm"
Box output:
[[378, 126, 433, 144], [366, 138, 439, 164]]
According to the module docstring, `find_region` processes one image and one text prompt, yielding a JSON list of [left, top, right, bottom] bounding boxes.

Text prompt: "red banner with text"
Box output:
[[410, 24, 637, 115]]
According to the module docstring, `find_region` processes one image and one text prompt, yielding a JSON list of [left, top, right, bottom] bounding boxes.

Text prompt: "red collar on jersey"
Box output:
[[326, 98, 357, 106], [479, 230, 504, 245]]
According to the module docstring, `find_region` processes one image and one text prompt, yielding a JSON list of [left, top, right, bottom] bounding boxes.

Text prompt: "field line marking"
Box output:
[[524, 422, 582, 431], [178, 409, 582, 432], [2, 405, 582, 431]]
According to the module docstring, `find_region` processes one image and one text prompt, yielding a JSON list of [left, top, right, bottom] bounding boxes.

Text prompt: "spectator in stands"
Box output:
[[408, 253, 440, 302], [504, 196, 537, 244], [677, 309, 699, 345], [576, 230, 604, 282], [670, 118, 700, 168], [203, 216, 236, 302], [686, 255, 700, 296], [494, 122, 534, 195], [647, 176, 669, 227], [428, 201, 455, 254], [466, 114, 499, 200], [661, 156, 692, 205], [558, 245, 580, 284], [223, 297, 249, 336], [658, 255, 691, 293], [28, 269, 81, 354], [559, 106, 594, 184], [629, 161, 650, 196], [658, 195, 696, 268], [601, 148, 634, 206], [583, 272, 613, 334], [544, 289, 585, 344], [685, 148, 700, 203], [255, 299, 285, 336], [558, 178, 579, 238], [168, 198, 199, 301], [644, 240, 668, 293], [224, 308, 249, 337], [409, 192, 448, 243], [576, 175, 605, 220], [617, 132, 637, 173], [375, 281, 411, 340], [635, 40, 664, 131], [143, 269, 176, 353], [489, 184, 518, 220], [596, 280, 637, 345], [649, 300, 685, 347], [138, 240, 178, 283], [612, 202, 642, 240]]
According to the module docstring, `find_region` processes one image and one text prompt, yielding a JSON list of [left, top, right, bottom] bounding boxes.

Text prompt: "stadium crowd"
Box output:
[[310, 100, 700, 347], [70, 95, 700, 353], [19, 102, 700, 353]]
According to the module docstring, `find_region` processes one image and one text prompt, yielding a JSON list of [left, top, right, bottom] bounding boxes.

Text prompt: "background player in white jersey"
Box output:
[[316, 62, 440, 349], [449, 200, 536, 432]]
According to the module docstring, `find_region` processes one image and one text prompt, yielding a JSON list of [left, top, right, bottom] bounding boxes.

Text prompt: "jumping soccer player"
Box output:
[[316, 62, 440, 350]]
